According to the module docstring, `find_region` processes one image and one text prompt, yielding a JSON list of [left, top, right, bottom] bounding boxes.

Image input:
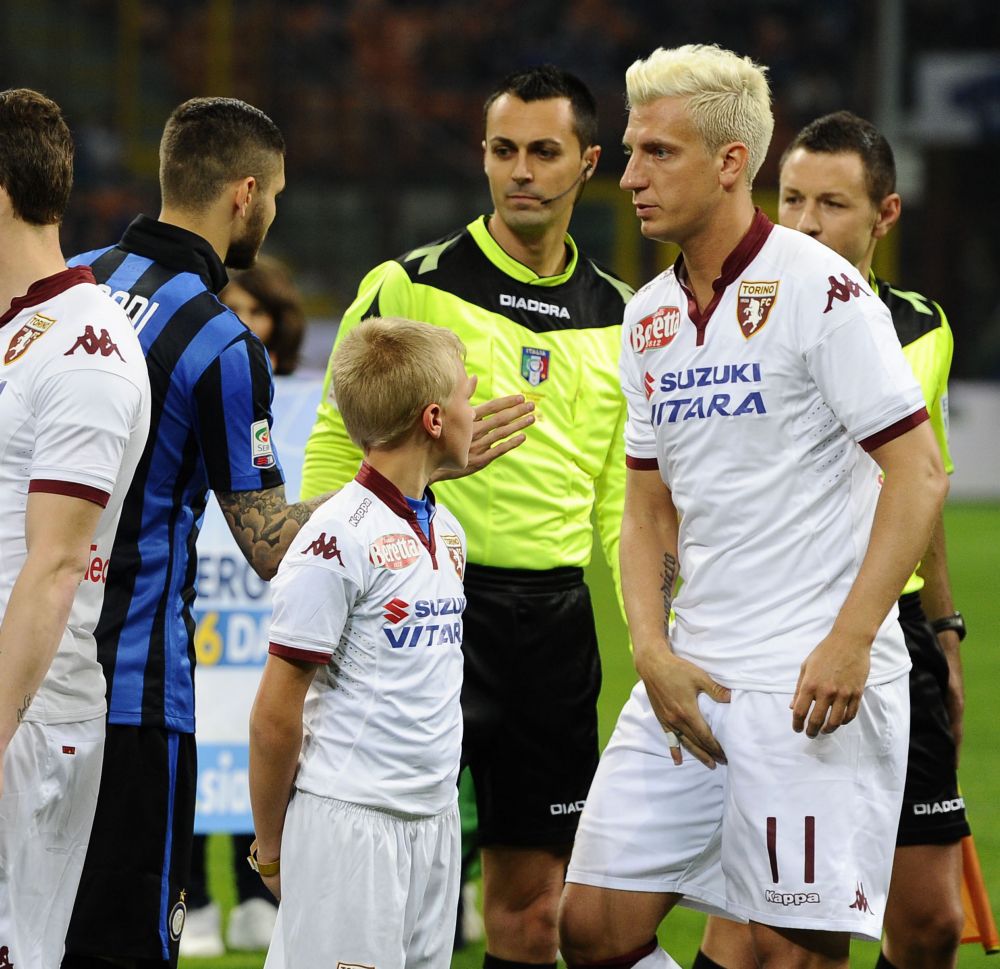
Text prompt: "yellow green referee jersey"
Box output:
[[872, 273, 955, 597], [302, 216, 634, 595]]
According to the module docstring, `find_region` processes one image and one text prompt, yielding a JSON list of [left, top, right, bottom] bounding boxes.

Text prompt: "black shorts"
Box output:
[[896, 592, 971, 847], [64, 725, 197, 967], [460, 564, 601, 847]]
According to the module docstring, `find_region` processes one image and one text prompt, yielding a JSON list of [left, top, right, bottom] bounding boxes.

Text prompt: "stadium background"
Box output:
[[1, 1, 996, 965]]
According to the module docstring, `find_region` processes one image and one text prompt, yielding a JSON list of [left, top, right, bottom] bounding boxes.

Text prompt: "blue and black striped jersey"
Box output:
[[69, 216, 284, 732]]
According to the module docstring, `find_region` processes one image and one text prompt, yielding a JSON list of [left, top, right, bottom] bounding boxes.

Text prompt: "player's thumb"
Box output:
[[703, 678, 731, 704]]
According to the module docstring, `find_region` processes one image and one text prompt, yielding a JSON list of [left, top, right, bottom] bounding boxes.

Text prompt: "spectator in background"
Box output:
[[181, 254, 310, 958]]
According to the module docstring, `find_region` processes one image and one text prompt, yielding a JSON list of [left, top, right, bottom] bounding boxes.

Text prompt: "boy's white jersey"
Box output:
[[620, 214, 926, 692], [269, 463, 467, 816], [0, 267, 151, 723]]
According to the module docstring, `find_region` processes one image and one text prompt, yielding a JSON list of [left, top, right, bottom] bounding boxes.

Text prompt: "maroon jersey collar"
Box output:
[[0, 265, 96, 330], [675, 208, 773, 344], [355, 461, 439, 565]]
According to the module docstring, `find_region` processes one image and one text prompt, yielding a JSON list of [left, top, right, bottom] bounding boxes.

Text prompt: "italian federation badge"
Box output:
[[737, 281, 778, 339], [520, 346, 550, 386]]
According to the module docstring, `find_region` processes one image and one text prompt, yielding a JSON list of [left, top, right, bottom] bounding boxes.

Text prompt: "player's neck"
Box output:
[[680, 198, 757, 313], [158, 205, 231, 265], [488, 213, 570, 277], [0, 221, 66, 315], [364, 448, 434, 501]]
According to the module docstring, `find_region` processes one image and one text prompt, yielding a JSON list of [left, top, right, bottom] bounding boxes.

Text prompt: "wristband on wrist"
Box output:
[[247, 838, 280, 877], [930, 612, 966, 642]]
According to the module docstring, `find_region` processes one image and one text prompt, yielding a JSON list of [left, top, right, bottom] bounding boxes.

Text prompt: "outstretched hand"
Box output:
[[432, 394, 535, 482]]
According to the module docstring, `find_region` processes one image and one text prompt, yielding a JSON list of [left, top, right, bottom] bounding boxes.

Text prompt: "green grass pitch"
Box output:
[[184, 502, 1000, 969]]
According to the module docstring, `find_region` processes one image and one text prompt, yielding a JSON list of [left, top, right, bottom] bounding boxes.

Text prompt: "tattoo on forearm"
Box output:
[[661, 553, 679, 638], [217, 488, 332, 578], [16, 693, 32, 724]]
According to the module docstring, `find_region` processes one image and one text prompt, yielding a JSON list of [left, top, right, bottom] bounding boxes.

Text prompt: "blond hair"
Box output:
[[626, 44, 773, 185], [332, 316, 466, 451]]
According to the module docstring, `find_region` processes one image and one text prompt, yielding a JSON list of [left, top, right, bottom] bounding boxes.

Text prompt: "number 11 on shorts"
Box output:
[[766, 815, 816, 883]]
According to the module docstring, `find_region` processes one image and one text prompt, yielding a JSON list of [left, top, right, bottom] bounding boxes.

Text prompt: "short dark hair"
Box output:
[[780, 110, 896, 204], [0, 88, 73, 225], [483, 65, 599, 149], [159, 97, 285, 210]]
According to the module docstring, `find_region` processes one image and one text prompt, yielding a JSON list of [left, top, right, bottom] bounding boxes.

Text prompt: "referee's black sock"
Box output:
[[691, 950, 727, 969], [483, 956, 556, 969], [561, 938, 658, 969], [874, 954, 899, 969]]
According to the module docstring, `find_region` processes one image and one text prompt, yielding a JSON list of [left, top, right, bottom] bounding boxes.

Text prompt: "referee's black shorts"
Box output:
[[64, 724, 197, 968], [896, 592, 970, 847], [460, 563, 602, 848]]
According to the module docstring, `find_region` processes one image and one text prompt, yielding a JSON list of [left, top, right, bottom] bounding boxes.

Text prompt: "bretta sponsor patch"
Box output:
[[251, 419, 275, 469], [5, 313, 56, 365], [630, 306, 680, 353], [369, 533, 421, 570], [737, 280, 778, 338]]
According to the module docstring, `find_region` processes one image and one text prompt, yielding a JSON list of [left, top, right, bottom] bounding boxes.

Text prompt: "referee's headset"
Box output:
[[537, 162, 593, 205]]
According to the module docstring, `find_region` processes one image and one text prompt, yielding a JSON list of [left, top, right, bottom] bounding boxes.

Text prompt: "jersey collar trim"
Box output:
[[675, 207, 774, 345], [118, 215, 230, 294], [356, 462, 439, 567], [0, 265, 96, 330], [469, 216, 579, 287]]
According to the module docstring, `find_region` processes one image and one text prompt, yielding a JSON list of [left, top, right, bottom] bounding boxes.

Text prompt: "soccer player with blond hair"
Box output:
[[558, 45, 947, 969]]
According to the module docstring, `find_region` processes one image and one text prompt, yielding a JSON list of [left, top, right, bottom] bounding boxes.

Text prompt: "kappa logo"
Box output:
[[303, 532, 344, 565], [63, 325, 125, 360], [500, 293, 570, 319], [251, 419, 276, 469], [849, 881, 876, 915], [369, 533, 421, 570], [823, 273, 865, 314], [765, 890, 821, 906], [383, 598, 409, 624], [630, 306, 681, 353], [441, 532, 465, 579], [0, 945, 14, 968], [737, 280, 778, 338], [348, 497, 373, 527], [643, 372, 655, 400], [4, 312, 56, 365]]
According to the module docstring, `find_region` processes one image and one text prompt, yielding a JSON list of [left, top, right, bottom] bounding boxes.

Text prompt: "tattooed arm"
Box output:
[[620, 467, 730, 769], [216, 486, 336, 581], [0, 492, 104, 795]]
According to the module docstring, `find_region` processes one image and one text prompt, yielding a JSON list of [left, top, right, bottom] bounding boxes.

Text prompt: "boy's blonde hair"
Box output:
[[625, 44, 773, 186], [332, 316, 466, 451]]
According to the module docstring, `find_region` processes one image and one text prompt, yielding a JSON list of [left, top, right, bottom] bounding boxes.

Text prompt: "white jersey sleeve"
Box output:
[[29, 367, 147, 503], [269, 521, 368, 663]]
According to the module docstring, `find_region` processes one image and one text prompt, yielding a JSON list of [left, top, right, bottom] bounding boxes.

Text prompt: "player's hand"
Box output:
[[938, 628, 965, 764], [791, 631, 870, 737], [431, 394, 535, 482], [635, 644, 730, 769]]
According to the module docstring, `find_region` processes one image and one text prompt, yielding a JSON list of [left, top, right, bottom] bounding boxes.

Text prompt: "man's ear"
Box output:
[[422, 402, 444, 440], [718, 142, 750, 190], [873, 193, 901, 241], [233, 176, 256, 219]]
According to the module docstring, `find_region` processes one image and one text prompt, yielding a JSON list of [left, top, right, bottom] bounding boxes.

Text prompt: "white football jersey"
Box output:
[[0, 266, 151, 723], [269, 463, 467, 816], [621, 213, 925, 691]]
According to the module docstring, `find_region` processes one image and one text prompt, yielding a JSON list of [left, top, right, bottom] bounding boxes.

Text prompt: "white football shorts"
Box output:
[[567, 676, 908, 941], [264, 791, 460, 969], [0, 717, 105, 969]]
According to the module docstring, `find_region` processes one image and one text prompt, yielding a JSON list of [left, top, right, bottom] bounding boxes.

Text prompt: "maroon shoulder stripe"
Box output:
[[268, 642, 330, 664], [859, 408, 929, 453], [29, 478, 110, 508]]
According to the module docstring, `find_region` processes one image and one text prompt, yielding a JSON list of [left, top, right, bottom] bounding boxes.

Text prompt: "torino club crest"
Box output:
[[737, 280, 778, 339]]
